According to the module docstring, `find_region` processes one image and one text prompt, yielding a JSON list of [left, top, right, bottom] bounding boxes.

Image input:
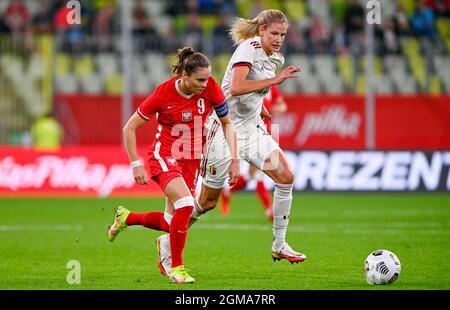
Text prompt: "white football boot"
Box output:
[[272, 243, 307, 264], [156, 234, 172, 276]]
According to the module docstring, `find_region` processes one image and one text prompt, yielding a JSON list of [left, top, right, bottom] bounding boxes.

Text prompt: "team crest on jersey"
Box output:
[[182, 110, 192, 122], [166, 157, 177, 166], [209, 165, 217, 176]]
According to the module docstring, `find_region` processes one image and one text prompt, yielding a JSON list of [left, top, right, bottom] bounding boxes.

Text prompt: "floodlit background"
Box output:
[[0, 0, 449, 290]]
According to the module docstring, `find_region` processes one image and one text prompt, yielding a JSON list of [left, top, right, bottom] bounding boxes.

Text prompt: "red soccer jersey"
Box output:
[[137, 76, 225, 161]]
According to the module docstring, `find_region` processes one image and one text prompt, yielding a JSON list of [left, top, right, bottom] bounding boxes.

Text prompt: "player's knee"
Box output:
[[174, 196, 195, 210], [278, 169, 294, 184]]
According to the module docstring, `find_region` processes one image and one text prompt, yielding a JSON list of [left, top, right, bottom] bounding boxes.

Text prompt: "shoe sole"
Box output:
[[170, 276, 195, 284], [156, 238, 169, 276], [272, 254, 307, 264]]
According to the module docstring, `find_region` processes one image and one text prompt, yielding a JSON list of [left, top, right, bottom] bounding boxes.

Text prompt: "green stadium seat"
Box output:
[[398, 0, 416, 17], [199, 15, 219, 37], [55, 53, 71, 77], [284, 0, 307, 21], [337, 55, 354, 89], [104, 73, 123, 95], [74, 55, 94, 77], [430, 75, 442, 95]]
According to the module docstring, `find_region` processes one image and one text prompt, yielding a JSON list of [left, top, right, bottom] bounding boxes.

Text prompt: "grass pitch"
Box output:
[[0, 193, 449, 290]]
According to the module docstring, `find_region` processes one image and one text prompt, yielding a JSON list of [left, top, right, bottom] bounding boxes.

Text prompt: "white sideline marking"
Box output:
[[0, 222, 449, 235], [0, 224, 84, 231]]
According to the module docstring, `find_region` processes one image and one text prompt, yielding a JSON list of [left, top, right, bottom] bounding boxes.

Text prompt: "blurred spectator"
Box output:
[[3, 0, 30, 36], [92, 3, 117, 51], [181, 13, 204, 52], [425, 0, 450, 17], [411, 0, 438, 40], [333, 22, 349, 56], [344, 0, 365, 56], [215, 0, 237, 16], [285, 21, 306, 54], [381, 17, 400, 54], [309, 14, 331, 54], [198, 0, 216, 14], [249, 0, 265, 18], [31, 114, 64, 151], [394, 4, 411, 36], [344, 0, 365, 37], [0, 13, 11, 34], [132, 0, 162, 52], [32, 0, 53, 34], [165, 0, 188, 17], [212, 13, 233, 55]]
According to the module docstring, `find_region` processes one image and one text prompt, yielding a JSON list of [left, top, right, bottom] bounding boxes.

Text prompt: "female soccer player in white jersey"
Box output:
[[156, 10, 306, 276]]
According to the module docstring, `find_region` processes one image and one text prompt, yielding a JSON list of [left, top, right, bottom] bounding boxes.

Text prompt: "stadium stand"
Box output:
[[0, 0, 448, 143]]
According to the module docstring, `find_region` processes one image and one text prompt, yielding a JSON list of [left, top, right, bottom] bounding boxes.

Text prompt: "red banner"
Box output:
[[275, 95, 365, 150], [375, 96, 450, 150], [0, 146, 162, 197], [55, 94, 450, 150]]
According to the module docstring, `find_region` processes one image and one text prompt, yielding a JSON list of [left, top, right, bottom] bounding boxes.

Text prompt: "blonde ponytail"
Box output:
[[229, 9, 288, 45]]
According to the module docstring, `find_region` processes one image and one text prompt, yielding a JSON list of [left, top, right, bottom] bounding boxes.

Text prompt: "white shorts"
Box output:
[[201, 119, 280, 189]]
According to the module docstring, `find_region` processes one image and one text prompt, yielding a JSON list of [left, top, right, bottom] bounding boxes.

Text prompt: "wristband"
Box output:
[[130, 159, 142, 168]]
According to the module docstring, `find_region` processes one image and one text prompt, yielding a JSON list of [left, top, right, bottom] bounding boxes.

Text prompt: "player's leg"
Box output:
[[251, 166, 273, 221], [157, 126, 231, 272], [248, 126, 306, 263], [164, 176, 196, 283], [156, 198, 174, 276], [220, 163, 246, 215], [262, 148, 306, 263], [157, 160, 199, 277], [107, 157, 174, 241]]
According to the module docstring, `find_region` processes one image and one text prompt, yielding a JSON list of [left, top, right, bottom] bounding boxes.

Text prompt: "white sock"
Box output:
[[272, 183, 293, 250], [163, 212, 173, 225], [189, 197, 205, 227]]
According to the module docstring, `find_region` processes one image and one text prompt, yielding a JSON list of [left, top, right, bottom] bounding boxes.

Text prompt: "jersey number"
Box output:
[[197, 98, 205, 114]]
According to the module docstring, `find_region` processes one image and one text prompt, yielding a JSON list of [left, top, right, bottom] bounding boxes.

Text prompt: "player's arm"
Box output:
[[261, 103, 272, 121], [122, 112, 149, 185], [230, 65, 302, 97], [215, 102, 240, 186]]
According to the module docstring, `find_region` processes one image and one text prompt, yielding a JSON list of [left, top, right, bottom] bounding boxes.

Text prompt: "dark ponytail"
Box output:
[[172, 46, 210, 76]]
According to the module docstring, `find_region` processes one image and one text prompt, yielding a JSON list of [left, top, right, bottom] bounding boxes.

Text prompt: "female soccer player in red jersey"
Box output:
[[107, 47, 239, 284]]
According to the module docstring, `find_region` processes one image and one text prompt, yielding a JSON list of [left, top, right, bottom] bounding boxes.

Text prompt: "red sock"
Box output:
[[170, 206, 193, 268], [256, 180, 272, 211], [230, 175, 247, 193], [125, 212, 170, 232]]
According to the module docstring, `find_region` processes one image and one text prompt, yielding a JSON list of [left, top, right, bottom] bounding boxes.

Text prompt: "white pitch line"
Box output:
[[0, 224, 84, 231], [0, 222, 449, 235]]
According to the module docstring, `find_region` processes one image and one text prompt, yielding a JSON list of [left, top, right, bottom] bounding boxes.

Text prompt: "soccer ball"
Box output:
[[364, 249, 401, 285]]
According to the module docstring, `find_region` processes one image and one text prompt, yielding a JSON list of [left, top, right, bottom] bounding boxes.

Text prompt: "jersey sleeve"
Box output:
[[207, 77, 225, 106], [231, 39, 257, 69], [137, 89, 162, 121]]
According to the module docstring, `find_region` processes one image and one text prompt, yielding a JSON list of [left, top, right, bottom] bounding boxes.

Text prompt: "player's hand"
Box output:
[[260, 104, 272, 121], [275, 66, 302, 84], [228, 159, 240, 186], [133, 166, 149, 185]]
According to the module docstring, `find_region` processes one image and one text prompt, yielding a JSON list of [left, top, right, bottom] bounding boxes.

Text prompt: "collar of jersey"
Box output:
[[175, 79, 195, 98]]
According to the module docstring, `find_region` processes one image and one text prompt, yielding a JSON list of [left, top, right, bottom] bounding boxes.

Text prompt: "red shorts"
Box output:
[[148, 154, 200, 195]]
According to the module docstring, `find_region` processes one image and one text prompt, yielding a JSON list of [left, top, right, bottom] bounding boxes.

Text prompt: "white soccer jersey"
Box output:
[[220, 36, 284, 129]]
